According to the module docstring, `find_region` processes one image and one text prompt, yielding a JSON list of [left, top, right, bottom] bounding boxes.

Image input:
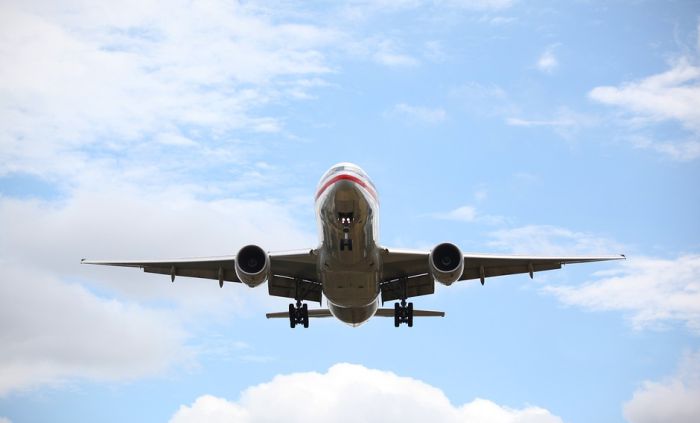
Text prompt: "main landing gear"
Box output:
[[289, 300, 309, 328], [394, 299, 414, 327]]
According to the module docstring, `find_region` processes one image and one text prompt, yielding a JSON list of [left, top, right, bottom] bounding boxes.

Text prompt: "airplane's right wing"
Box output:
[[457, 253, 625, 284], [379, 247, 624, 302]]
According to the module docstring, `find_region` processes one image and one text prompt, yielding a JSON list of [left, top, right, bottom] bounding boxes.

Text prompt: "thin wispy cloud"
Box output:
[[506, 108, 597, 139], [536, 45, 560, 73], [433, 205, 504, 225], [487, 225, 623, 256], [589, 57, 700, 132], [628, 136, 700, 162], [588, 22, 700, 161], [391, 103, 447, 124], [372, 39, 419, 67]]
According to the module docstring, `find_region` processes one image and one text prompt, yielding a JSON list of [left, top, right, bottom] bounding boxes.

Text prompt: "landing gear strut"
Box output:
[[339, 213, 353, 251], [289, 300, 309, 328], [394, 299, 414, 327]]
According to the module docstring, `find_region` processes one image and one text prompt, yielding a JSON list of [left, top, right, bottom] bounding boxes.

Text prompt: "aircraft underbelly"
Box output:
[[323, 270, 379, 308], [316, 178, 381, 325], [328, 299, 378, 327]]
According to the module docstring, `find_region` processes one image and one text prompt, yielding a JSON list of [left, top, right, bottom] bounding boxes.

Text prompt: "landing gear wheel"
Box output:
[[289, 303, 296, 328], [289, 301, 309, 329], [394, 299, 415, 327]]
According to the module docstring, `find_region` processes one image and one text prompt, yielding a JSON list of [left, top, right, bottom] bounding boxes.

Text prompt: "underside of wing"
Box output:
[[81, 255, 240, 284], [81, 249, 319, 290], [459, 253, 625, 284], [379, 246, 624, 300]]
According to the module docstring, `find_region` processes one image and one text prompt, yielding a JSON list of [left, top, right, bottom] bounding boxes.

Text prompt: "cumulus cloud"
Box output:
[[169, 363, 562, 423], [0, 0, 336, 180], [391, 103, 447, 124], [623, 350, 700, 423], [0, 265, 190, 396], [545, 255, 700, 333], [0, 182, 315, 394]]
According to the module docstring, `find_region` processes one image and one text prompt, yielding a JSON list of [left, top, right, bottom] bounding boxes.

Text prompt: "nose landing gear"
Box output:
[[338, 212, 354, 251]]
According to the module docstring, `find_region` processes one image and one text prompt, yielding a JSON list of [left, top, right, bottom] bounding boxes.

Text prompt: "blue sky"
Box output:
[[1, 0, 699, 422]]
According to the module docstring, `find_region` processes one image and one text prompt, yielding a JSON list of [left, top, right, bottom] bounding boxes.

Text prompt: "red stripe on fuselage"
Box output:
[[315, 173, 377, 201]]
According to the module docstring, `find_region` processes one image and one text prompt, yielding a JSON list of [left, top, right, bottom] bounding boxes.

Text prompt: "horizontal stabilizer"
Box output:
[[266, 309, 333, 319], [375, 308, 445, 317]]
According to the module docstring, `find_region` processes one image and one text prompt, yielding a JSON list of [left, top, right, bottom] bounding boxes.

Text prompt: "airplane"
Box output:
[[82, 162, 624, 328]]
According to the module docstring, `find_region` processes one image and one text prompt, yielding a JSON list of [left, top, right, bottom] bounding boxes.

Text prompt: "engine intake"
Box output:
[[429, 242, 464, 285], [235, 245, 270, 287]]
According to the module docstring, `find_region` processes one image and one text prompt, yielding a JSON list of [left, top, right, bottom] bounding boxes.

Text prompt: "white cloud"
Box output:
[[0, 0, 336, 180], [438, 0, 516, 10], [536, 46, 559, 73], [0, 265, 191, 396], [0, 417, 12, 423], [391, 103, 447, 124], [433, 205, 504, 225], [372, 39, 419, 67], [589, 58, 700, 132], [0, 181, 315, 394], [506, 108, 597, 140], [545, 255, 700, 333], [506, 118, 572, 127], [623, 350, 700, 423], [629, 136, 700, 162], [449, 81, 517, 117], [587, 19, 700, 161], [169, 363, 562, 423], [488, 225, 623, 256]]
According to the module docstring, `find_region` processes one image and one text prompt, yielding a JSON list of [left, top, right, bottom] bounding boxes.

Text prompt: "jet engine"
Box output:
[[235, 245, 270, 287], [429, 242, 464, 285]]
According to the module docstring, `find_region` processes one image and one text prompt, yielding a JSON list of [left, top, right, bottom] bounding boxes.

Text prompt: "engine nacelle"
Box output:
[[235, 245, 270, 287], [429, 242, 464, 286]]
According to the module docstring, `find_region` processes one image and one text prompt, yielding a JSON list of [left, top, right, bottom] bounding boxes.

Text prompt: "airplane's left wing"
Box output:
[[81, 255, 241, 285], [81, 249, 318, 288]]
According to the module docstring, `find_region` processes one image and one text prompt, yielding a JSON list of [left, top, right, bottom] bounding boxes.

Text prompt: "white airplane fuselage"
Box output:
[[315, 164, 381, 326]]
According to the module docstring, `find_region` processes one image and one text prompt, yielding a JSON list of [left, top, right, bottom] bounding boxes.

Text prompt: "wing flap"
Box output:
[[267, 275, 322, 303], [380, 274, 435, 303], [270, 250, 318, 282]]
